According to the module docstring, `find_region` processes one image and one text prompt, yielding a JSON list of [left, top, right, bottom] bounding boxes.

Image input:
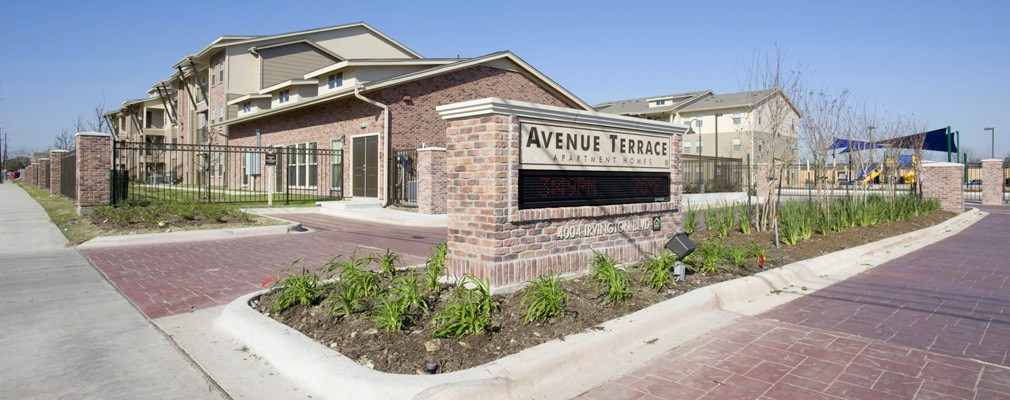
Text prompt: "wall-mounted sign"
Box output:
[[264, 152, 277, 166], [518, 169, 669, 209], [556, 218, 652, 240], [520, 119, 670, 172]]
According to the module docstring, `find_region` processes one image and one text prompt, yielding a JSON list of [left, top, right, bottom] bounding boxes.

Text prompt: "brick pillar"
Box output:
[[75, 132, 113, 214], [38, 159, 50, 189], [49, 150, 67, 196], [981, 159, 1004, 205], [28, 164, 35, 185], [416, 147, 447, 215], [920, 162, 964, 213]]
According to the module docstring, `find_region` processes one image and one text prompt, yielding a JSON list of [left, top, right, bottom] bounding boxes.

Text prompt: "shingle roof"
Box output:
[[677, 89, 777, 112], [593, 91, 712, 115]]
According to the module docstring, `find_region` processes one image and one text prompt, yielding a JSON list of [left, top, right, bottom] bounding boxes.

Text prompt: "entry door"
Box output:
[[352, 135, 378, 197]]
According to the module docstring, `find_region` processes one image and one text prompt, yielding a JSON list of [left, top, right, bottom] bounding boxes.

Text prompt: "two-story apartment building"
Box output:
[[596, 89, 802, 164]]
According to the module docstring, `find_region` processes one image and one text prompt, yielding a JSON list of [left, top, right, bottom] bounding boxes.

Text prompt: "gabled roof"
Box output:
[[678, 89, 796, 114], [224, 51, 593, 126], [593, 91, 713, 115], [250, 39, 346, 61], [171, 22, 421, 68], [304, 59, 460, 79]]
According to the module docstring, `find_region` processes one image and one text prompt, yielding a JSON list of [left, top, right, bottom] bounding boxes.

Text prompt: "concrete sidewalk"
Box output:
[[579, 207, 1010, 400], [0, 183, 221, 399]]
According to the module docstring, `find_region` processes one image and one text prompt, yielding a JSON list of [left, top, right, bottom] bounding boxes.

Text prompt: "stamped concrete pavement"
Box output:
[[0, 183, 219, 399], [81, 212, 445, 319], [580, 207, 1010, 400]]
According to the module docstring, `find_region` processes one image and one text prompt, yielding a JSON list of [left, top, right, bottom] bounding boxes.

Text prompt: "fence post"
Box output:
[[981, 159, 1003, 205], [920, 162, 964, 213], [75, 132, 113, 214], [417, 147, 447, 214], [49, 150, 67, 196]]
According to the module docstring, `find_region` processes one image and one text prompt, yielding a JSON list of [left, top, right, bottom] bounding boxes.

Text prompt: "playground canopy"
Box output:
[[828, 128, 958, 154]]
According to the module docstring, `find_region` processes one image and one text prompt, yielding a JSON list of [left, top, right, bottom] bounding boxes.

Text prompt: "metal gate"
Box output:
[[61, 152, 76, 200], [964, 161, 982, 203], [1004, 160, 1010, 204], [390, 149, 417, 207], [112, 141, 343, 205]]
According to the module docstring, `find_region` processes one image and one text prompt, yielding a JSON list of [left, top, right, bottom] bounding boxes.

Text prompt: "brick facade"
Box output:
[[439, 102, 685, 289], [228, 65, 577, 209], [921, 162, 964, 213], [49, 150, 67, 196], [416, 147, 447, 214], [981, 159, 1004, 205], [76, 132, 113, 212]]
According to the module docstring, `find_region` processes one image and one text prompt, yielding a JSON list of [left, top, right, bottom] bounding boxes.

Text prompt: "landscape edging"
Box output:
[[214, 208, 984, 400], [76, 221, 301, 249]]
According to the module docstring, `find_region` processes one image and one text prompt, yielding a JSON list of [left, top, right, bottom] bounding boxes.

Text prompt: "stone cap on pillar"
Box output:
[[75, 131, 112, 137], [49, 149, 68, 153], [417, 147, 447, 152], [921, 162, 964, 167], [981, 159, 1003, 162], [436, 98, 688, 136]]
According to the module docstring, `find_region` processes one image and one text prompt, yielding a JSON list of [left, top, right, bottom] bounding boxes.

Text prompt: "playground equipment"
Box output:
[[861, 169, 882, 184]]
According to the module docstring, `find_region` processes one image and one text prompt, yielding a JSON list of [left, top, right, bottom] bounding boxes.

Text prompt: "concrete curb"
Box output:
[[77, 221, 302, 250], [318, 207, 448, 228], [214, 209, 984, 400]]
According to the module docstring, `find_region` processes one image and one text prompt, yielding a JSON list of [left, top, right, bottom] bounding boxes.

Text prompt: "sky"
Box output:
[[0, 0, 1007, 160]]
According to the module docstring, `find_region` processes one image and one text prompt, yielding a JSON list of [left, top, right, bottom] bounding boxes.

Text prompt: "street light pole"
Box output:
[[984, 127, 995, 158], [715, 113, 721, 187]]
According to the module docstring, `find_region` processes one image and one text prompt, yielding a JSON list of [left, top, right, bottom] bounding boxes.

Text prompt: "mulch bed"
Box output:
[[253, 210, 955, 375]]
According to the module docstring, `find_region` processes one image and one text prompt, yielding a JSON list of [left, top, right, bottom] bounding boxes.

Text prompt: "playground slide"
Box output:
[[862, 169, 881, 183]]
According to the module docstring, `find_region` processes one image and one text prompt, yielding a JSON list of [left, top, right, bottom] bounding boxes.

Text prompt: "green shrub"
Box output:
[[815, 207, 832, 236], [684, 203, 699, 234], [391, 273, 428, 314], [430, 275, 496, 338], [328, 279, 366, 319], [715, 203, 735, 238], [271, 260, 322, 313], [641, 249, 678, 291], [424, 243, 447, 292], [727, 245, 748, 268], [520, 275, 569, 323], [586, 251, 631, 305], [738, 205, 753, 235], [688, 241, 728, 274], [376, 248, 402, 276], [703, 206, 719, 232], [366, 296, 411, 334]]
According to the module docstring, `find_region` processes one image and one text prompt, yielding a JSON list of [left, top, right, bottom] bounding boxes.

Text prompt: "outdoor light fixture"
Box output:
[[359, 122, 367, 129], [425, 362, 438, 374], [665, 233, 696, 282], [402, 94, 412, 103]]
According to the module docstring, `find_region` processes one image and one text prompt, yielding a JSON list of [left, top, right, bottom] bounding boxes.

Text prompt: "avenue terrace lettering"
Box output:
[[519, 121, 670, 172]]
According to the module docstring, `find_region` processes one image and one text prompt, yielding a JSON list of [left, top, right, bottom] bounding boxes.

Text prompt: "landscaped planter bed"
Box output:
[[251, 209, 954, 375]]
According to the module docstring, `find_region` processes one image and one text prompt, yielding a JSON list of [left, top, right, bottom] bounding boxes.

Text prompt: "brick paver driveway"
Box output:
[[581, 207, 1010, 400], [81, 214, 445, 319]]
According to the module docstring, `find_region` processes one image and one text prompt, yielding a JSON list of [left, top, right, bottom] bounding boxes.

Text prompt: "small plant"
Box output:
[[376, 248, 402, 276], [738, 205, 753, 235], [321, 250, 374, 280], [714, 203, 735, 239], [815, 207, 832, 236], [339, 259, 380, 299], [271, 260, 322, 313], [520, 275, 569, 323], [727, 245, 748, 268], [748, 243, 770, 268], [366, 296, 411, 334], [684, 202, 699, 234], [703, 206, 719, 232], [430, 275, 496, 338], [328, 280, 365, 319], [641, 249, 678, 291], [391, 273, 428, 314], [424, 243, 448, 292], [586, 251, 632, 305], [688, 241, 727, 274]]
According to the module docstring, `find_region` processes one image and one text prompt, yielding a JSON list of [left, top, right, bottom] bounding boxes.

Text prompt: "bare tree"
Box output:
[[742, 46, 807, 231], [52, 128, 75, 151], [88, 97, 109, 133], [798, 86, 851, 207]]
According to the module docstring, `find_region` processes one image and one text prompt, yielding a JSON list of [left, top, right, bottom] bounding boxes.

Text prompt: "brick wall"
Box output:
[[416, 147, 447, 214], [76, 132, 113, 212], [442, 113, 684, 289], [228, 64, 579, 201], [981, 159, 1003, 205], [49, 150, 66, 195], [921, 163, 964, 213]]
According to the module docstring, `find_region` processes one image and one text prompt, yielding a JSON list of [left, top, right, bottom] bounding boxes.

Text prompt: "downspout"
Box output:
[[353, 85, 391, 207]]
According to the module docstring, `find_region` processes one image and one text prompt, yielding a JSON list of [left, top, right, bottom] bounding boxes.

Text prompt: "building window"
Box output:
[[683, 141, 692, 153], [278, 90, 290, 104], [683, 117, 692, 128], [210, 108, 215, 122], [732, 138, 741, 152], [758, 139, 763, 152], [210, 67, 216, 87], [695, 114, 703, 127], [696, 140, 703, 154], [655, 99, 666, 106], [733, 110, 742, 125], [218, 106, 224, 122], [145, 110, 153, 129], [219, 65, 224, 84], [287, 142, 317, 187], [328, 72, 343, 89], [242, 102, 251, 113]]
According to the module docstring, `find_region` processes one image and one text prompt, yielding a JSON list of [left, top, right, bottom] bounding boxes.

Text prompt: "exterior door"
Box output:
[[352, 135, 378, 197]]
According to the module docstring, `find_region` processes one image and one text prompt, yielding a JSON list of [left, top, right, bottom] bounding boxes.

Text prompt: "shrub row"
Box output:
[[94, 200, 250, 226]]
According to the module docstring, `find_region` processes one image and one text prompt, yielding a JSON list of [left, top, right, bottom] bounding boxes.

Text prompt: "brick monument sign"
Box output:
[[437, 98, 687, 289]]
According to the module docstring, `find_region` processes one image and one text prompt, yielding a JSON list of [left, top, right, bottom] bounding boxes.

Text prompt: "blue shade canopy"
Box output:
[[828, 128, 957, 154]]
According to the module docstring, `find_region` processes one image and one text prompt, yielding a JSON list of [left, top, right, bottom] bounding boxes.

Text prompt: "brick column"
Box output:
[[75, 132, 113, 214], [28, 164, 36, 185], [416, 147, 447, 215], [38, 158, 50, 189], [49, 150, 67, 196], [981, 159, 1003, 205], [920, 162, 964, 213]]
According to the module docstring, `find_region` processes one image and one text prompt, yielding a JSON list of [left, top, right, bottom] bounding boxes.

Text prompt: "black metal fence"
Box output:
[[776, 162, 916, 198], [111, 141, 343, 205], [964, 162, 983, 202], [1004, 161, 1010, 204], [390, 149, 418, 207], [60, 152, 76, 200], [681, 155, 747, 194]]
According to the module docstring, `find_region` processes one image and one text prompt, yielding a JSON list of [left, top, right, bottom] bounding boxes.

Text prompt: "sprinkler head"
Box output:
[[425, 362, 438, 374]]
